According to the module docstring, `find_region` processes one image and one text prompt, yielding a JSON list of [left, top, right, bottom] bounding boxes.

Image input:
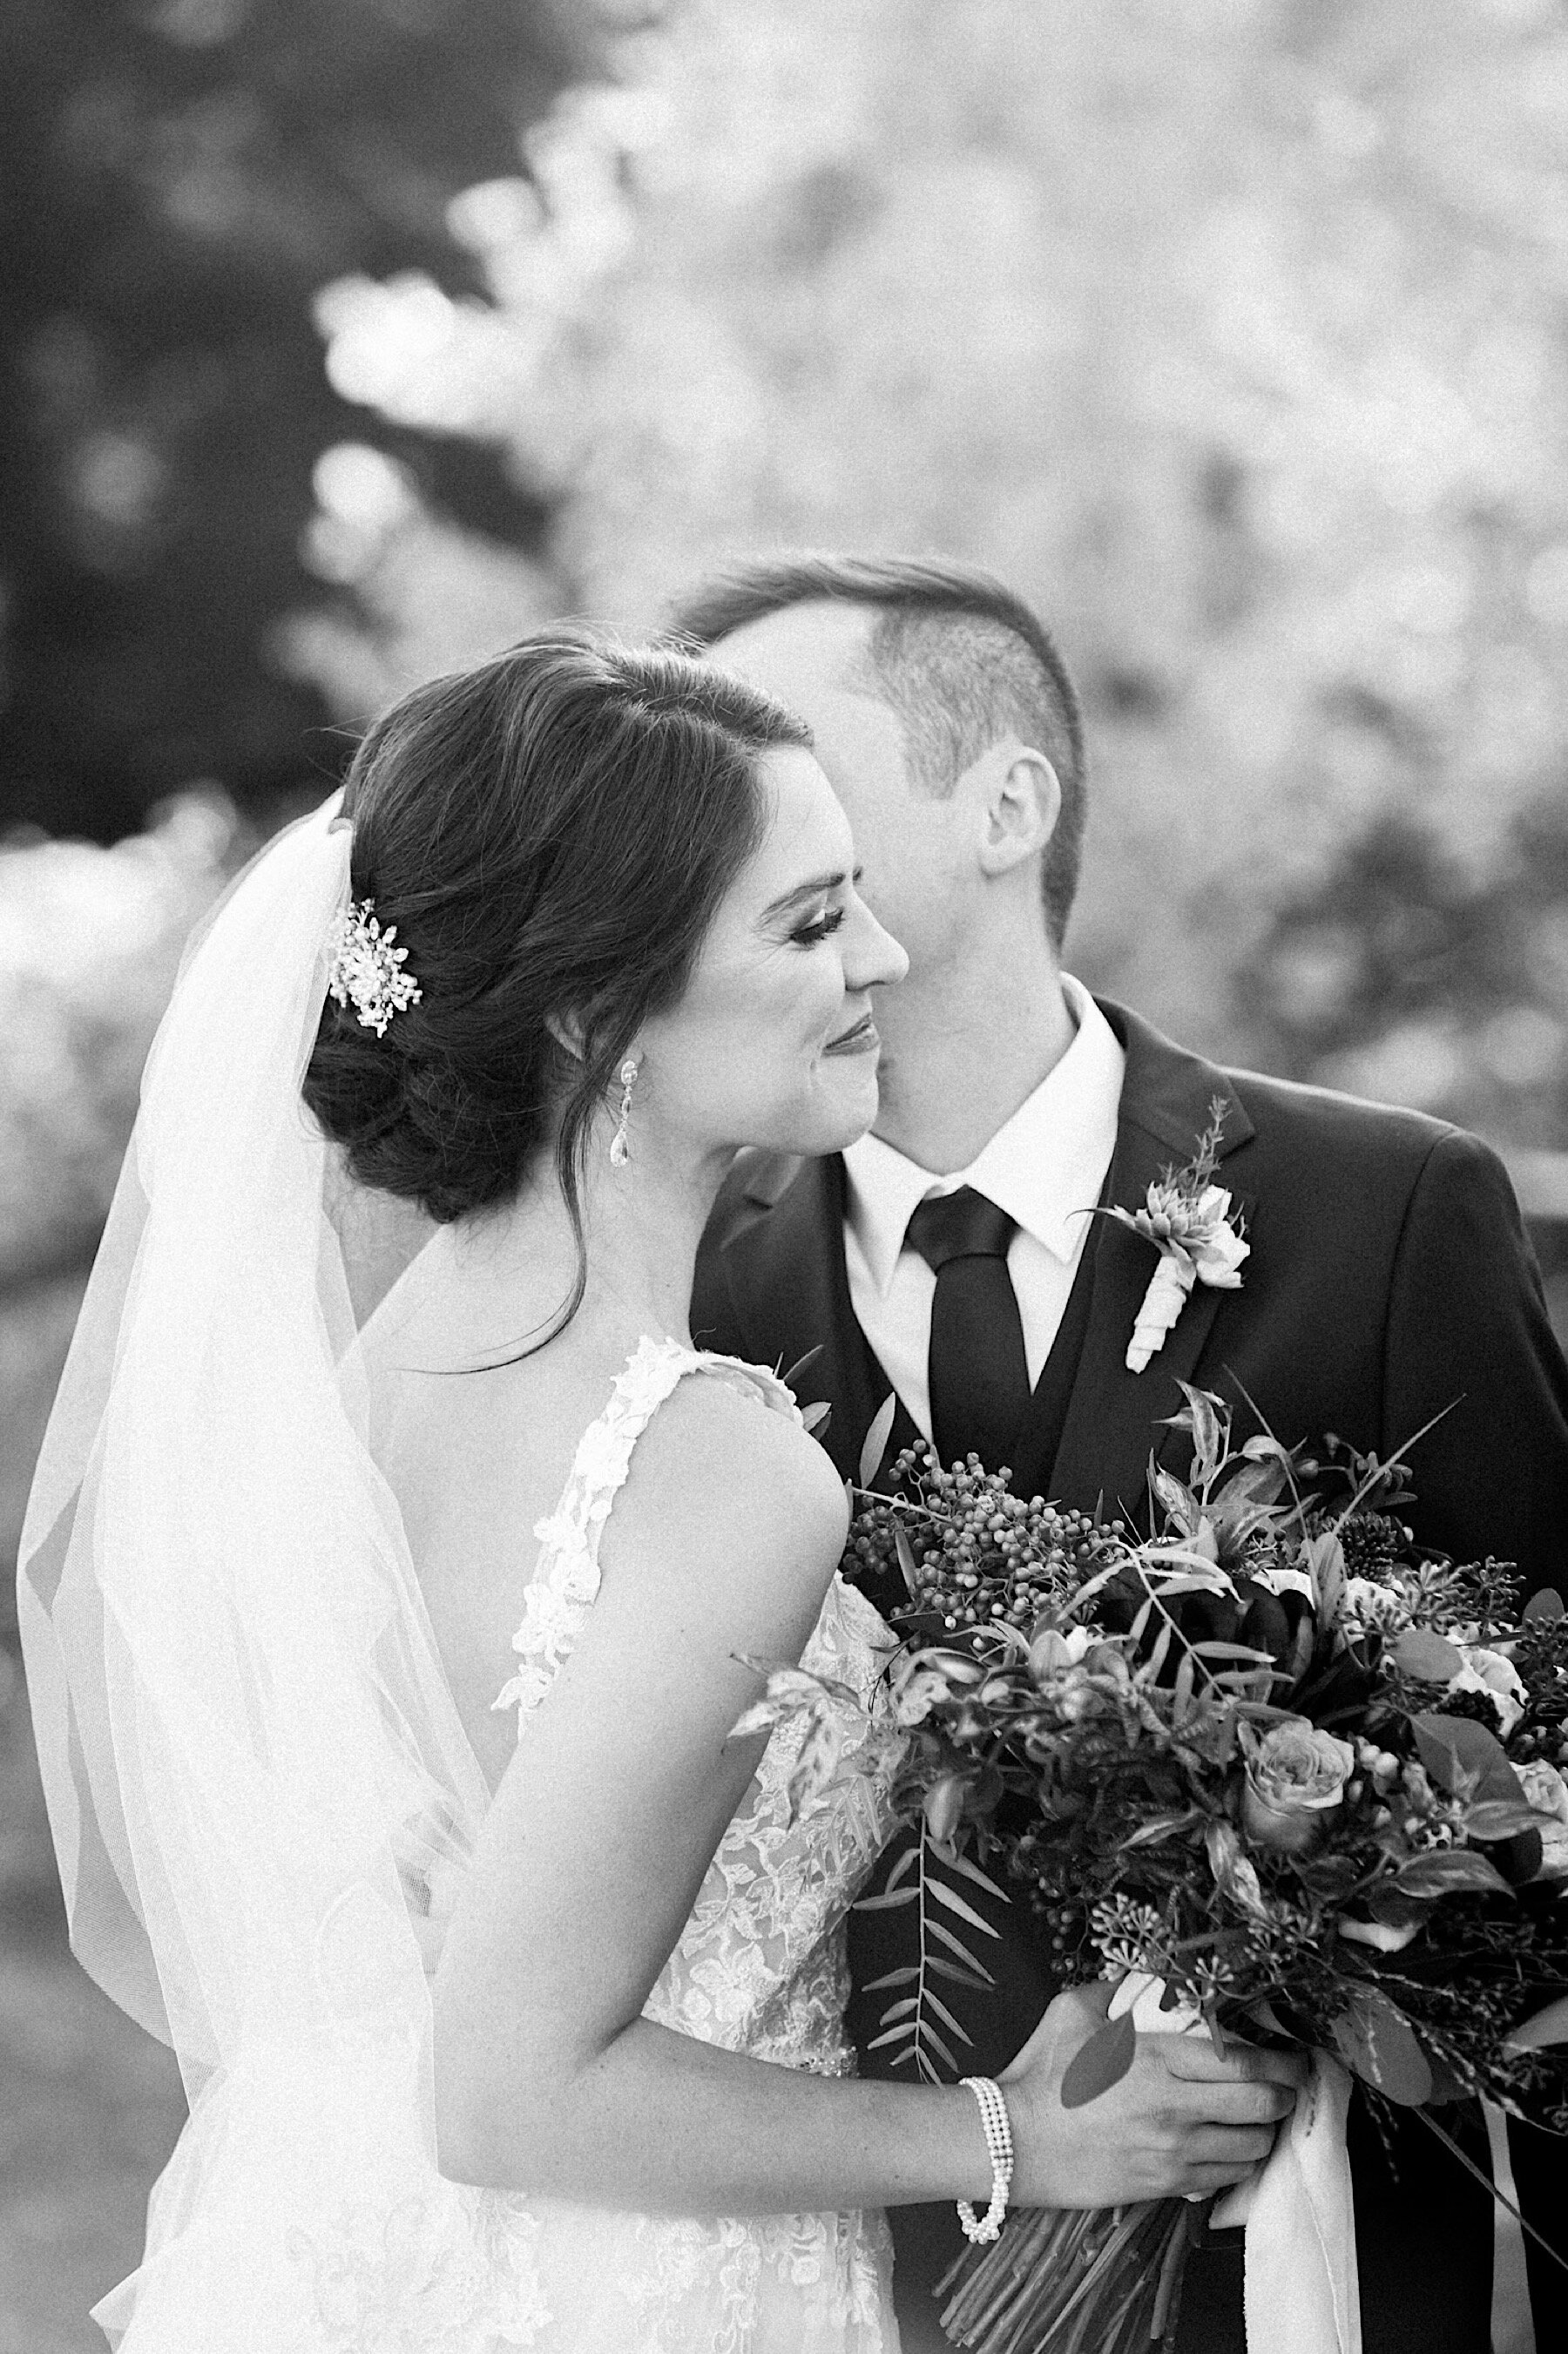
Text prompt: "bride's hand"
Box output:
[[997, 1983, 1306, 2209]]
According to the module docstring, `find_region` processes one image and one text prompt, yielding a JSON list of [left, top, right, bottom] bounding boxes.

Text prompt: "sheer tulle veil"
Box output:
[[17, 795, 540, 2348]]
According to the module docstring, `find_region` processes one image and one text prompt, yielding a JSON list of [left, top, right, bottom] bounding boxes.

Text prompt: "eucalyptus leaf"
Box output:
[[926, 1917, 996, 1980], [1395, 1849, 1511, 1898], [1330, 1988, 1433, 2107], [918, 2019, 961, 2073], [858, 1393, 898, 1491], [940, 1850, 1011, 1904], [893, 1520, 920, 1600], [1246, 1996, 1293, 2040], [1174, 1381, 1223, 1485], [1391, 1627, 1465, 1684], [1504, 1993, 1568, 2053], [922, 1988, 973, 2043], [1523, 1587, 1565, 1625], [1152, 1466, 1200, 1533], [1412, 1712, 1524, 1806], [927, 1876, 1004, 1938], [884, 1841, 921, 1895], [781, 1344, 824, 1392], [799, 1399, 832, 1437], [928, 1957, 994, 1992], [1462, 1801, 1551, 1843], [1144, 1619, 1175, 1685], [1119, 1810, 1200, 1852], [730, 1698, 787, 1739], [1213, 1456, 1292, 1513], [923, 1776, 965, 1848], [1060, 2010, 1137, 2110], [1302, 1531, 1347, 1624], [1212, 1669, 1277, 1696], [1366, 1881, 1431, 1927]]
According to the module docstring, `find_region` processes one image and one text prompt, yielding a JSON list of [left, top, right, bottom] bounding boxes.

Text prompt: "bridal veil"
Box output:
[[17, 797, 542, 2348]]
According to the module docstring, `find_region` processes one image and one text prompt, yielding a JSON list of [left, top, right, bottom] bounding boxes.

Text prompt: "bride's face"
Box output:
[[637, 746, 908, 1161]]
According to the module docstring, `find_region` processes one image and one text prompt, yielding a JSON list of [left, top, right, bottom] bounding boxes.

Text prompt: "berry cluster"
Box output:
[[844, 1442, 1122, 1638]]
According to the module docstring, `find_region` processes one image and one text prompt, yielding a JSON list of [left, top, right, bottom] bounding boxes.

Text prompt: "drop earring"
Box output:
[[609, 1056, 639, 1168]]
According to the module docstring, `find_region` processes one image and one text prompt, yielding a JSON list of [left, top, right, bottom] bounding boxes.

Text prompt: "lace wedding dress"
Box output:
[[23, 807, 902, 2354], [285, 1334, 903, 2354]]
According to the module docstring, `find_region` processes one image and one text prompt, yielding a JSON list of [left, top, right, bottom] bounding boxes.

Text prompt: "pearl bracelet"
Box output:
[[956, 2074, 1014, 2244]]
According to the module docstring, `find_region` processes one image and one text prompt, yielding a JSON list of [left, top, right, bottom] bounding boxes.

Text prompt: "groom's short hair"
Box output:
[[670, 554, 1086, 948]]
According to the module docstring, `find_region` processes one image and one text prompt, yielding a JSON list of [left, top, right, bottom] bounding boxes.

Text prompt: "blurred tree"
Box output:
[[1242, 783, 1568, 1148], [0, 0, 591, 842], [294, 0, 1568, 1150]]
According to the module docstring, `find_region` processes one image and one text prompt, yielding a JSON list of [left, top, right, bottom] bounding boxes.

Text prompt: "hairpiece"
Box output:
[[327, 898, 422, 1037]]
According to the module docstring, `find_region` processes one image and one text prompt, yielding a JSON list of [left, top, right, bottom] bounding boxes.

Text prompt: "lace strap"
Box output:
[[495, 1336, 801, 1732]]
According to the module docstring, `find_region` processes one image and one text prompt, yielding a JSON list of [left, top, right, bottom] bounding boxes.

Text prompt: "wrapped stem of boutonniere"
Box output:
[[747, 1386, 1568, 2354], [1105, 1098, 1249, 1373]]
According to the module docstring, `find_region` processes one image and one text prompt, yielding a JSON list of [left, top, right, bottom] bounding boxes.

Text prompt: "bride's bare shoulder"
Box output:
[[606, 1362, 848, 1604]]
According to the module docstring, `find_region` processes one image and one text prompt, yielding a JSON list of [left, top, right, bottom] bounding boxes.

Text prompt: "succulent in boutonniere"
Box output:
[[1103, 1097, 1249, 1372]]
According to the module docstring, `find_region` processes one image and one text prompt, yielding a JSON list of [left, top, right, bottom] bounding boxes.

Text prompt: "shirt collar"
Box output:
[[842, 976, 1126, 1296]]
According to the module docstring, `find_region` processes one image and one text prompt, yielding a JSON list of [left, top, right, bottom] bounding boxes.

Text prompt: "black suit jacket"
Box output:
[[692, 1001, 1568, 2354]]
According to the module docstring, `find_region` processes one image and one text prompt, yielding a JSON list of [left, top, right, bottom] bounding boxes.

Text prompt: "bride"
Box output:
[[19, 632, 1299, 2352]]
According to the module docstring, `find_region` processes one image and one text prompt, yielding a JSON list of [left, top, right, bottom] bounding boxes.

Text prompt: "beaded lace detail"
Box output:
[[493, 1333, 801, 1733], [493, 1333, 902, 2352]]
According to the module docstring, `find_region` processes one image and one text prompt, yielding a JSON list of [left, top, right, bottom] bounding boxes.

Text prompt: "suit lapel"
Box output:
[[713, 1152, 917, 1485], [1047, 1002, 1254, 1523]]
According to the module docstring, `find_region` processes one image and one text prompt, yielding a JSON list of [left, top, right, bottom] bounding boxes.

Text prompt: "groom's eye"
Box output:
[[790, 906, 847, 948]]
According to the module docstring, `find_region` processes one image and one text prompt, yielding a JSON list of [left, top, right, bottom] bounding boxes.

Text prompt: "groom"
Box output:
[[682, 555, 1568, 2354]]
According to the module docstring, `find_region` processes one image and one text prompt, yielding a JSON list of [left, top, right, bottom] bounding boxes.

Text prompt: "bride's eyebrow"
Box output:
[[761, 866, 862, 921]]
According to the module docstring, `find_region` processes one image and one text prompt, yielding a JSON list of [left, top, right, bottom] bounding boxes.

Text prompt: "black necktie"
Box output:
[[905, 1187, 1031, 1472]]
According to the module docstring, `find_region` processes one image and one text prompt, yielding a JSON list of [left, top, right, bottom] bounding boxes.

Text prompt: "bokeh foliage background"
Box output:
[[3, 2, 1568, 2346]]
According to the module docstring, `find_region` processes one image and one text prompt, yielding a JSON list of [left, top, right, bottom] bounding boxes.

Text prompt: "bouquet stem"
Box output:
[[936, 2198, 1195, 2354]]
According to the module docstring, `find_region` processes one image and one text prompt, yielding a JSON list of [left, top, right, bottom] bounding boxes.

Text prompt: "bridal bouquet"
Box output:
[[739, 1390, 1568, 2354]]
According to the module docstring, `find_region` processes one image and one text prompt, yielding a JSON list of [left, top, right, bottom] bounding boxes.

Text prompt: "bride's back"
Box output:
[[358, 1225, 661, 1790]]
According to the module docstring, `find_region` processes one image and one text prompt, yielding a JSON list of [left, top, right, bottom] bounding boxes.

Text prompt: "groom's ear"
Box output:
[[976, 746, 1061, 877]]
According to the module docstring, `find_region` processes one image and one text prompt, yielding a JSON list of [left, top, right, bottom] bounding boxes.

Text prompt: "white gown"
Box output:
[[278, 1335, 903, 2354]]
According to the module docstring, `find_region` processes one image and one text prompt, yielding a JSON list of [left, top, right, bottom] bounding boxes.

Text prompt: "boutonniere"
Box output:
[[1102, 1098, 1248, 1373]]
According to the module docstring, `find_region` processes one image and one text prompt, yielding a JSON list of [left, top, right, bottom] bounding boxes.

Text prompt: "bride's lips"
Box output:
[[824, 1012, 880, 1057]]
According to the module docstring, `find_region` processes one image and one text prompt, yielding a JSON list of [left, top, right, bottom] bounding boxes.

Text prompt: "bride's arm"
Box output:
[[432, 1377, 1299, 2214]]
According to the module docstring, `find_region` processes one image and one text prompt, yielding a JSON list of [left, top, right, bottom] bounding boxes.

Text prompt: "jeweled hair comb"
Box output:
[[326, 898, 422, 1037]]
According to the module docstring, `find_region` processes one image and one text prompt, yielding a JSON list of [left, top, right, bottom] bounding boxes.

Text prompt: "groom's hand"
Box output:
[[999, 1982, 1306, 2209]]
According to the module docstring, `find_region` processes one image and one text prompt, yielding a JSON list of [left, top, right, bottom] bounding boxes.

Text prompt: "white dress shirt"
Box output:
[[841, 977, 1126, 1440]]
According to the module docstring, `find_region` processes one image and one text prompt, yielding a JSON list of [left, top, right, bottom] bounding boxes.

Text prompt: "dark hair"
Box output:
[[304, 632, 808, 1316], [670, 553, 1086, 949]]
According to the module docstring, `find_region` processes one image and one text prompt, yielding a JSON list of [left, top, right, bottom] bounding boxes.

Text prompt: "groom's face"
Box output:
[[703, 603, 969, 978]]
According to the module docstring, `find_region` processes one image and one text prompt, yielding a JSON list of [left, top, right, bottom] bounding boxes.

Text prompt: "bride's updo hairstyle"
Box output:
[[304, 631, 808, 1242]]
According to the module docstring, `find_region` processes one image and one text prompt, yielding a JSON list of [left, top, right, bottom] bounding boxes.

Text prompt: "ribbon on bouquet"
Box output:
[[1112, 1977, 1538, 2354], [1483, 2102, 1536, 2354], [1112, 1973, 1360, 2354]]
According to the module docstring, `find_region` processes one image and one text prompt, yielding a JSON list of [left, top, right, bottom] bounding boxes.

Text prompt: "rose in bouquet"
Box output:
[[738, 1387, 1568, 2353]]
